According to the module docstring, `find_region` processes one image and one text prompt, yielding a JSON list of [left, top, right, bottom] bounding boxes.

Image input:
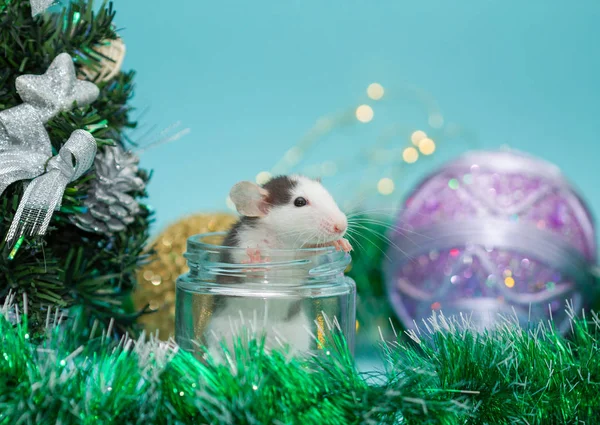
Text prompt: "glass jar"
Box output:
[[175, 232, 356, 359]]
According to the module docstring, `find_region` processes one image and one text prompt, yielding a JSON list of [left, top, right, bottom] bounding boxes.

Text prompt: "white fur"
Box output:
[[204, 299, 313, 361], [234, 175, 348, 257], [204, 176, 348, 359]]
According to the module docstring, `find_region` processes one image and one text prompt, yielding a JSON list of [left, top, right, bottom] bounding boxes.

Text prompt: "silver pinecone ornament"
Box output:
[[71, 145, 144, 234]]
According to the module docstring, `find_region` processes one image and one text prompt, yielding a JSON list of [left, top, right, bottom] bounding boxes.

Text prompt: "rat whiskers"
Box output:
[[344, 227, 391, 261], [348, 222, 411, 261], [345, 210, 429, 262], [348, 218, 422, 253], [343, 229, 369, 257]]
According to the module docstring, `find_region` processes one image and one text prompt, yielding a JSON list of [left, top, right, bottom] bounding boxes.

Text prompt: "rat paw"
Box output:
[[242, 248, 271, 265], [244, 248, 261, 264], [333, 238, 353, 253]]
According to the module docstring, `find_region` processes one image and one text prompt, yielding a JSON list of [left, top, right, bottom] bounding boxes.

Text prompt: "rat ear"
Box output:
[[229, 181, 270, 217]]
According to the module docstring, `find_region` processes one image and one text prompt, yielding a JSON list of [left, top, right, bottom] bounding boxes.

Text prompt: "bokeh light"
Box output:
[[428, 113, 444, 128], [284, 146, 302, 164], [367, 83, 384, 100], [321, 161, 338, 176], [377, 177, 395, 195], [226, 196, 236, 211], [504, 277, 515, 288], [315, 117, 333, 131], [355, 105, 374, 123], [255, 171, 272, 184], [410, 130, 427, 146], [402, 147, 419, 163], [418, 138, 436, 155]]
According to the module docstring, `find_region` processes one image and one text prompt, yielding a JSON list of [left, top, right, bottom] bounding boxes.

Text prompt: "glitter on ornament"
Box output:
[[385, 150, 598, 334], [15, 53, 99, 122], [29, 0, 54, 15]]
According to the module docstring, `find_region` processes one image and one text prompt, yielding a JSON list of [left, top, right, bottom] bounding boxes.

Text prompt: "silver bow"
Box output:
[[3, 130, 97, 243], [30, 0, 55, 16], [0, 53, 99, 244]]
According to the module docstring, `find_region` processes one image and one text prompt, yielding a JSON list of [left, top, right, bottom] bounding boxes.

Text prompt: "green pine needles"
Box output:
[[0, 0, 152, 338], [1, 300, 599, 424]]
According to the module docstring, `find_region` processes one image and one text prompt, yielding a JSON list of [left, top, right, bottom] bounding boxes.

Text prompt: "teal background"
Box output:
[[113, 0, 599, 238]]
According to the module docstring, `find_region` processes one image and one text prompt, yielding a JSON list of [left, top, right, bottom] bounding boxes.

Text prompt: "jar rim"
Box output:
[[182, 232, 351, 284], [187, 231, 340, 255]]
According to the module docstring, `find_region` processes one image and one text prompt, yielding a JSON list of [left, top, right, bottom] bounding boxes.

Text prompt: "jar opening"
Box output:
[[187, 232, 341, 255], [181, 232, 351, 286]]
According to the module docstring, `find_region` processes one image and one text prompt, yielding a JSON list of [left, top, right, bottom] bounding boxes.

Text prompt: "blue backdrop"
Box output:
[[113, 0, 599, 239]]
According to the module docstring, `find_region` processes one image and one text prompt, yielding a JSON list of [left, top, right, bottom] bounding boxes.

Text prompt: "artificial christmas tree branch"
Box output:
[[0, 0, 152, 339]]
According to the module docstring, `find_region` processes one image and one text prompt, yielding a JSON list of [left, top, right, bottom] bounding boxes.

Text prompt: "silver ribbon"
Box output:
[[30, 0, 55, 16], [388, 219, 595, 283], [4, 130, 97, 243], [0, 105, 51, 195], [385, 218, 597, 334]]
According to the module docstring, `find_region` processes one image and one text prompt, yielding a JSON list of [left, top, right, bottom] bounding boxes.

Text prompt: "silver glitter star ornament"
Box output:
[[30, 0, 55, 16], [16, 53, 100, 122]]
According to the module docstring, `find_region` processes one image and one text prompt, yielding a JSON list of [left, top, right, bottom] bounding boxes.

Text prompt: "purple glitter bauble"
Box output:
[[385, 150, 597, 333]]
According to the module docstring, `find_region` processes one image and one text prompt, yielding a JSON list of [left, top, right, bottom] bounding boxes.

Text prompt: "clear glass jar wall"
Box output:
[[175, 232, 356, 358]]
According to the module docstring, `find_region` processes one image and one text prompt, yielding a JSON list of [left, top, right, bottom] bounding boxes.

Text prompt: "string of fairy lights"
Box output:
[[225, 82, 477, 211], [137, 82, 477, 337]]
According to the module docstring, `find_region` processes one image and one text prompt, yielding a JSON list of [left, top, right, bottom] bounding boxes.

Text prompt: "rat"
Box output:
[[223, 174, 352, 258], [203, 175, 352, 358]]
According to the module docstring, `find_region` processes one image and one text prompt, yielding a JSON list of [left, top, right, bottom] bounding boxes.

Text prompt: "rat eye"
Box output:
[[294, 197, 307, 207]]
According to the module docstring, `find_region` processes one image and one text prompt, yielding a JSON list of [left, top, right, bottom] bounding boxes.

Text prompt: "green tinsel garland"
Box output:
[[2, 302, 600, 424]]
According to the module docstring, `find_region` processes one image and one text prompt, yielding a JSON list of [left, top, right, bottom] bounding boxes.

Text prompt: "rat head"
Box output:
[[229, 175, 348, 248]]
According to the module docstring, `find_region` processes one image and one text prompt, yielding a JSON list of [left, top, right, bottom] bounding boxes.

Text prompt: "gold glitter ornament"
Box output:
[[134, 213, 237, 339], [80, 37, 126, 82]]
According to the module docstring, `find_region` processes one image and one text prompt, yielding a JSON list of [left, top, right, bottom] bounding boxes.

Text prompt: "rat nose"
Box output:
[[333, 222, 347, 234]]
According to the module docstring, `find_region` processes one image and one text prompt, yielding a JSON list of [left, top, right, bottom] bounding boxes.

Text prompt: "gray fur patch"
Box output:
[[263, 175, 298, 207]]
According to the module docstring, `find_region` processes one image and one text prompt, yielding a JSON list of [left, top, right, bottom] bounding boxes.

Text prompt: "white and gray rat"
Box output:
[[224, 174, 352, 256], [204, 175, 352, 358]]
